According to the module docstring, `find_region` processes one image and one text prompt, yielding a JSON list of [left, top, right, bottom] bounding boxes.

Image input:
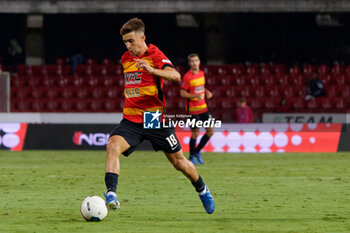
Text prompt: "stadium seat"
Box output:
[[248, 75, 260, 86], [77, 87, 92, 99], [102, 58, 114, 66], [104, 99, 117, 112], [249, 98, 262, 110], [231, 63, 245, 75], [17, 87, 31, 99], [232, 76, 245, 86], [47, 87, 61, 99], [303, 64, 316, 77], [90, 99, 102, 112], [27, 76, 42, 87], [42, 76, 56, 87], [17, 99, 32, 112], [221, 98, 234, 108], [61, 99, 74, 112], [221, 110, 234, 122], [293, 85, 306, 97], [266, 86, 279, 98], [218, 75, 232, 86], [252, 86, 266, 98], [262, 75, 275, 85], [246, 64, 259, 75], [31, 87, 46, 99], [261, 65, 272, 75], [321, 97, 334, 111], [11, 75, 26, 87], [101, 74, 115, 85], [291, 98, 306, 110], [307, 99, 321, 112], [331, 64, 344, 75], [289, 65, 301, 75], [318, 64, 330, 77], [46, 99, 59, 112], [106, 86, 123, 98], [339, 86, 350, 98], [91, 87, 105, 99], [289, 74, 305, 85], [326, 85, 339, 97], [75, 99, 89, 112], [87, 76, 100, 87], [57, 75, 72, 87], [61, 87, 76, 99], [333, 98, 347, 111], [273, 64, 286, 75], [32, 99, 46, 112], [331, 73, 346, 85], [264, 98, 276, 111], [85, 58, 98, 66], [274, 74, 289, 85], [165, 98, 180, 109], [72, 76, 86, 87]]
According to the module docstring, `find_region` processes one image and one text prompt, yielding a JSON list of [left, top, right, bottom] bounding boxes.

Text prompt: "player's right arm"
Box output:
[[180, 89, 203, 100]]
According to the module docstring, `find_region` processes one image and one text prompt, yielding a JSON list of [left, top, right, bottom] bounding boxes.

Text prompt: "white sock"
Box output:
[[107, 191, 116, 197], [198, 186, 207, 196]]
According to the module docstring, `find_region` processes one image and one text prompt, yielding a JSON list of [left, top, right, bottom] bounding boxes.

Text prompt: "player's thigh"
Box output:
[[107, 135, 131, 154], [145, 128, 181, 153]]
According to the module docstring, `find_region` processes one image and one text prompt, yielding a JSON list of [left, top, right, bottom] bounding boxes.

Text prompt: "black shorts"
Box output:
[[190, 111, 212, 129], [110, 118, 182, 156]]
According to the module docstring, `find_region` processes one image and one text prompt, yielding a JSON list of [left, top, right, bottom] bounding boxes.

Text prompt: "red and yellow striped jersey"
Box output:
[[181, 70, 208, 115], [121, 44, 173, 123]]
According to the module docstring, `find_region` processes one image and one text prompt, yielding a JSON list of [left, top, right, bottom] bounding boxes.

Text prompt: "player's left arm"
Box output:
[[134, 59, 180, 82], [205, 88, 213, 99]]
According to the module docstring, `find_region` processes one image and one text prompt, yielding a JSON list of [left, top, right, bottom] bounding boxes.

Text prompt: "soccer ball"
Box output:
[[80, 196, 108, 221]]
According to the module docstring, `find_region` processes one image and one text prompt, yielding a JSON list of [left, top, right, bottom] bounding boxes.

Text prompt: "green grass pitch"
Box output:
[[1, 150, 350, 233]]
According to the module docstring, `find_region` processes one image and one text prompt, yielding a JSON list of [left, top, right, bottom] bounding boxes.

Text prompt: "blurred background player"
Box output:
[[104, 18, 214, 214], [180, 53, 213, 165], [235, 98, 254, 123]]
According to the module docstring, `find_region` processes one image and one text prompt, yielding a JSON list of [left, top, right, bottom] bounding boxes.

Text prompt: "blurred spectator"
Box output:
[[235, 98, 254, 123], [70, 52, 84, 74], [305, 72, 326, 100], [277, 97, 291, 112], [7, 39, 23, 73]]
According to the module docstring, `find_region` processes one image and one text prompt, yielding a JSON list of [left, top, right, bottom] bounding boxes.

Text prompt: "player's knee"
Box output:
[[206, 131, 214, 137], [191, 132, 199, 139], [107, 140, 122, 155]]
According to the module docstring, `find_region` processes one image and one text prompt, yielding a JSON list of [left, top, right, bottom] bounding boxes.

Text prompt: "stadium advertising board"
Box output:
[[0, 123, 348, 153], [263, 113, 347, 123]]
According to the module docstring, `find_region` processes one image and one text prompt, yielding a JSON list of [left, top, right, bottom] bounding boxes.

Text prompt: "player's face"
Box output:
[[122, 31, 146, 57], [188, 56, 200, 71]]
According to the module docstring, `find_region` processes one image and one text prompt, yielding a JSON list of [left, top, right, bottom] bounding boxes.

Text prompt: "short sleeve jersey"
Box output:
[[121, 44, 174, 123], [181, 70, 208, 115]]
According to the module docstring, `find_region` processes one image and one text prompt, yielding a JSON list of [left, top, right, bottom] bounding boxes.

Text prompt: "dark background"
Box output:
[[1, 13, 350, 66]]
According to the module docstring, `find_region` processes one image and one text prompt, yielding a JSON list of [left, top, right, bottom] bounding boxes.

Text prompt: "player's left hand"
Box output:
[[134, 59, 155, 74], [205, 89, 213, 99]]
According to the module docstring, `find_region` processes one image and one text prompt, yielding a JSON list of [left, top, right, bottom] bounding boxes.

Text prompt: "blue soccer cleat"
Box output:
[[104, 192, 120, 210], [189, 155, 198, 165], [194, 152, 204, 164], [199, 186, 215, 214]]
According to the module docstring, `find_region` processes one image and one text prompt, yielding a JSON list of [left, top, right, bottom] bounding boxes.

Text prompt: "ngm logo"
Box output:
[[73, 131, 110, 146]]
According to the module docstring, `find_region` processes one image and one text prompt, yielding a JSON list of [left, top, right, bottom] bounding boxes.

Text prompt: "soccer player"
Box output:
[[180, 53, 213, 165], [104, 18, 214, 214]]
